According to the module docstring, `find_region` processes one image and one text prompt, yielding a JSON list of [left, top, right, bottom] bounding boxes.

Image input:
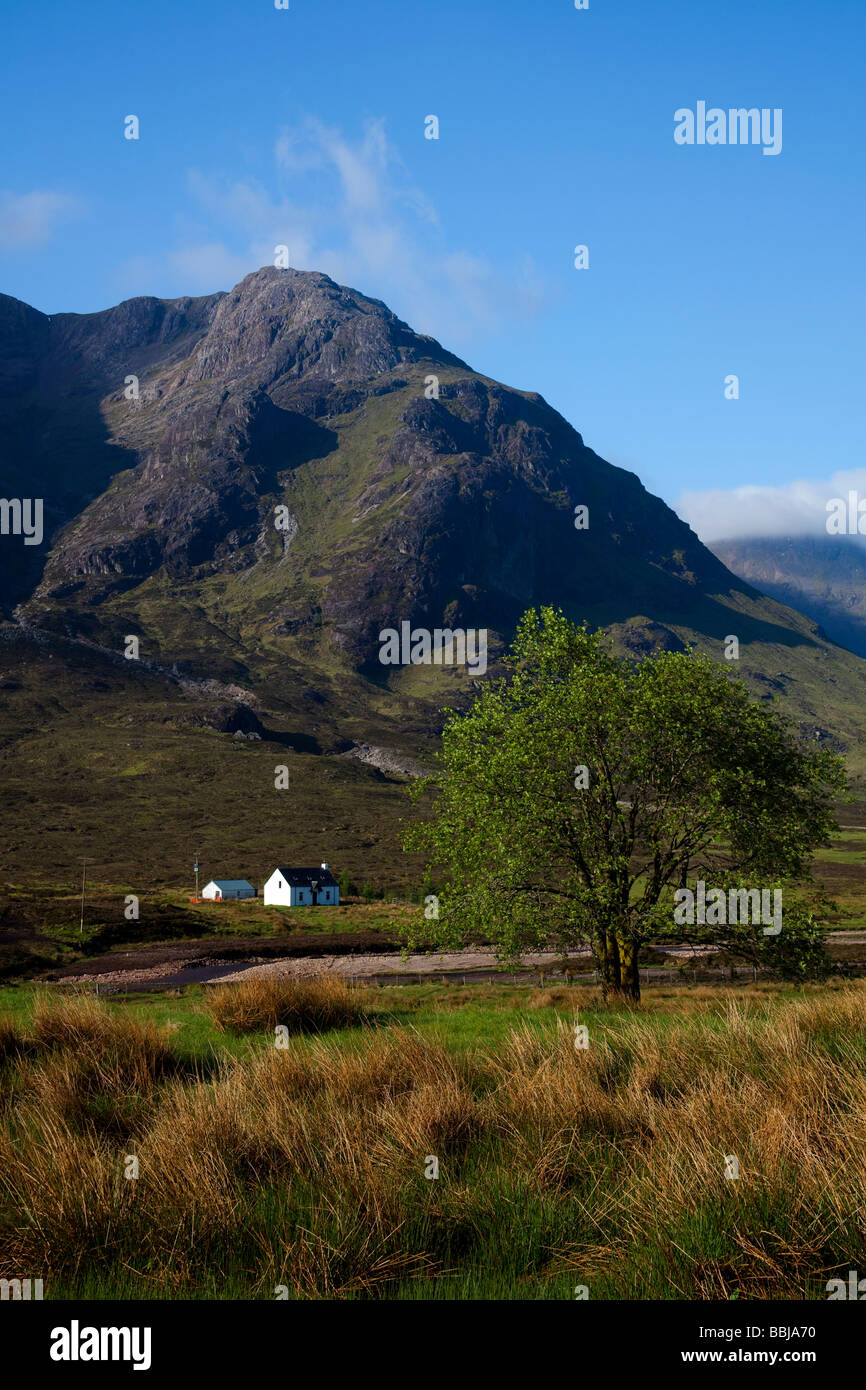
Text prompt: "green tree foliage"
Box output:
[[404, 608, 846, 999], [677, 883, 835, 983]]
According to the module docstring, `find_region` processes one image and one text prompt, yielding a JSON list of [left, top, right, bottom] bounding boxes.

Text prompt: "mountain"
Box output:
[[2, 266, 866, 890], [1, 268, 749, 657], [710, 536, 866, 661]]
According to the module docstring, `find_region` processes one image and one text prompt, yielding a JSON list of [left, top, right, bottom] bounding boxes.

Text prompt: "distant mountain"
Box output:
[[710, 536, 866, 661], [2, 267, 866, 887]]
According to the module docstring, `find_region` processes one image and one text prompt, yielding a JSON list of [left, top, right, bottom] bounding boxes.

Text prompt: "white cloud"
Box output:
[[0, 190, 82, 250], [116, 117, 554, 344], [677, 469, 866, 542]]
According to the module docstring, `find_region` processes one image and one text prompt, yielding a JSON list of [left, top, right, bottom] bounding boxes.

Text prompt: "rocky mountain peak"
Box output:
[[181, 266, 465, 391]]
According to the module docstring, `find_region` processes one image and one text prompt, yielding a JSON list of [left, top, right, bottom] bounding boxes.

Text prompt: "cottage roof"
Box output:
[[206, 879, 255, 890], [273, 866, 339, 888]]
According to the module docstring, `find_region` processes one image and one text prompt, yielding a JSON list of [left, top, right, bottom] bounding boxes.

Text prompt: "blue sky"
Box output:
[[1, 0, 864, 537]]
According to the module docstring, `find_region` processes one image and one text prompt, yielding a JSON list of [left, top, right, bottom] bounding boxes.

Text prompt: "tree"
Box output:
[[687, 892, 835, 983], [403, 607, 845, 1000]]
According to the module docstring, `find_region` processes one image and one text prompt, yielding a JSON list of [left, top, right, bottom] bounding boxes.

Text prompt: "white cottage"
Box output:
[[263, 863, 340, 907], [201, 879, 255, 901]]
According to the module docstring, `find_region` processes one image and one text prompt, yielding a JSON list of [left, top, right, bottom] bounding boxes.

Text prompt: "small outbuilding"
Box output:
[[201, 879, 256, 901], [263, 863, 340, 907]]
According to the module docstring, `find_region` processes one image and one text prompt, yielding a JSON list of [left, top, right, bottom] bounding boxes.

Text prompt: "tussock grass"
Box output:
[[32, 991, 171, 1083], [204, 973, 364, 1036], [6, 993, 176, 1142], [0, 1013, 23, 1062], [1, 983, 866, 1298]]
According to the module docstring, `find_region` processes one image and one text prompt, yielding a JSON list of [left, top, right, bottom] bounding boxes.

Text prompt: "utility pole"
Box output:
[[78, 857, 95, 936], [194, 849, 200, 902]]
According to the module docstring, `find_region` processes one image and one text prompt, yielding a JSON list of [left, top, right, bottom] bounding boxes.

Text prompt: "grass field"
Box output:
[[0, 888, 421, 980], [1, 975, 865, 1300], [5, 815, 866, 982]]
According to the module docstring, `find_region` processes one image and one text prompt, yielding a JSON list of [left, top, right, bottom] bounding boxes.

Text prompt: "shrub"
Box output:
[[204, 973, 364, 1036]]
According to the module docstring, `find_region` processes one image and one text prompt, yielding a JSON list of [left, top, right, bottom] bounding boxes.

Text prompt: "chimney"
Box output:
[[321, 861, 329, 870]]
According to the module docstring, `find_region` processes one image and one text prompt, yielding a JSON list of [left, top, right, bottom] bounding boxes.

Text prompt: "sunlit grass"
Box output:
[[1, 978, 865, 1300]]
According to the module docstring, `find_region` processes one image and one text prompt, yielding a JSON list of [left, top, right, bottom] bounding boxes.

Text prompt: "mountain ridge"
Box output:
[[711, 535, 866, 662], [5, 268, 755, 648]]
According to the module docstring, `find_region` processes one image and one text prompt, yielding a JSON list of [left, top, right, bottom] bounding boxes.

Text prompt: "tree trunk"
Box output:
[[597, 929, 641, 1002], [617, 934, 641, 1002]]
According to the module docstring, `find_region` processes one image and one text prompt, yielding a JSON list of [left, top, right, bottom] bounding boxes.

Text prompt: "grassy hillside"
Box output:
[[3, 596, 866, 920], [0, 627, 434, 898]]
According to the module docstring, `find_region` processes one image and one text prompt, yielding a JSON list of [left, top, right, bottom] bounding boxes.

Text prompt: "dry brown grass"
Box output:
[[0, 1013, 23, 1063], [2, 983, 866, 1297], [0, 1103, 135, 1274], [204, 973, 364, 1036], [31, 991, 171, 1087]]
